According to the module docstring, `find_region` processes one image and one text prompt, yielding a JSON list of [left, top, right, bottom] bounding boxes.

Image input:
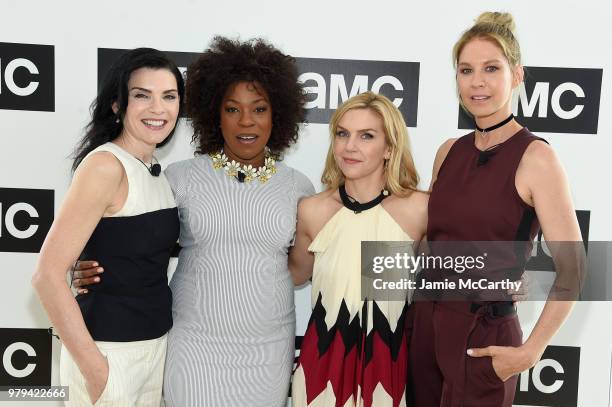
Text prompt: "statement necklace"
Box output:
[[209, 150, 277, 183]]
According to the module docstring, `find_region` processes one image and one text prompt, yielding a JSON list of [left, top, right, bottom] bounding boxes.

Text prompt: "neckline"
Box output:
[[308, 204, 414, 252], [109, 141, 155, 164], [108, 142, 161, 176], [471, 126, 527, 153], [339, 184, 388, 214]]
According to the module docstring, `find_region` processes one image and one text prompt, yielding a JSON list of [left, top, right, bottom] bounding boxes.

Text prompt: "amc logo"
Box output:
[[526, 210, 590, 272], [295, 57, 420, 126], [459, 67, 603, 134], [0, 188, 54, 253], [98, 49, 420, 126], [514, 345, 580, 407], [0, 42, 54, 111], [0, 329, 52, 386]]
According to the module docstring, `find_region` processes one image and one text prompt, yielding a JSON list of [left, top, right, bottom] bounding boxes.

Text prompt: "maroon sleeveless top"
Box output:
[[427, 128, 545, 275]]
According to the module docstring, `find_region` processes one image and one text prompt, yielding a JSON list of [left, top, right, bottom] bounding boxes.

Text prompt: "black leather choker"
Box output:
[[475, 114, 514, 136], [339, 184, 388, 214]]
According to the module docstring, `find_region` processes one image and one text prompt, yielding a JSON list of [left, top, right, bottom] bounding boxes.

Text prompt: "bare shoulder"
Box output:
[[382, 190, 429, 241], [522, 140, 559, 168], [518, 140, 565, 183], [385, 190, 428, 213], [435, 138, 459, 162], [73, 151, 125, 187], [407, 190, 430, 209], [297, 189, 342, 239], [299, 188, 337, 208]]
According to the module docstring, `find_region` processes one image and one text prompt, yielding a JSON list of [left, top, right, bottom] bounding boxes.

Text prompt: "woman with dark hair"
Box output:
[[32, 48, 183, 406], [158, 36, 314, 407], [72, 48, 184, 172], [74, 36, 313, 406]]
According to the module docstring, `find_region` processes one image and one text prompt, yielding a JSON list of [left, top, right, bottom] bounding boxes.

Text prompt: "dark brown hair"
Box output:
[[186, 36, 306, 156]]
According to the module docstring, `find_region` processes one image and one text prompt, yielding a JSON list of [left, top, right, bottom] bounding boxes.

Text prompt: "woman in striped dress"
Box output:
[[161, 37, 314, 406]]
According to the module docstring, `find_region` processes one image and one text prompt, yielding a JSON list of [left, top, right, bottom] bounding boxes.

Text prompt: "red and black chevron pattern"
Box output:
[[295, 292, 410, 407]]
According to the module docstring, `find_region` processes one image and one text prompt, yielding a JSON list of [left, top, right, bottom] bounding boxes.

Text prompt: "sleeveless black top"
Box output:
[[76, 143, 179, 341]]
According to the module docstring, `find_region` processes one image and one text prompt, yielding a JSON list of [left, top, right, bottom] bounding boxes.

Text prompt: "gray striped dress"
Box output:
[[162, 154, 314, 406]]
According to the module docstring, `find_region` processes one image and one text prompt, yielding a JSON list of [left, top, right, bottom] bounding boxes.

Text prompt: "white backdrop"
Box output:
[[0, 1, 610, 406]]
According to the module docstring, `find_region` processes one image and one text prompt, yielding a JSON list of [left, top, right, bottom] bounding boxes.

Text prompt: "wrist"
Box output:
[[78, 352, 106, 378], [520, 341, 545, 369]]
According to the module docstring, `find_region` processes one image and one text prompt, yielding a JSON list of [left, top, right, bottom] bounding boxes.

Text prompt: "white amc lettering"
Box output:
[[519, 358, 565, 394], [299, 72, 404, 109], [0, 202, 40, 239], [513, 82, 585, 120], [0, 58, 40, 97], [2, 342, 37, 378]]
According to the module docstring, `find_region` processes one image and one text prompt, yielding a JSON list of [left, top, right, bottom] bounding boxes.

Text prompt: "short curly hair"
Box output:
[[186, 36, 306, 156]]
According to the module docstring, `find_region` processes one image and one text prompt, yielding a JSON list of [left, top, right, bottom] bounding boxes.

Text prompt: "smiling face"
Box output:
[[220, 81, 272, 167], [333, 108, 390, 183], [456, 37, 522, 125], [117, 67, 180, 147]]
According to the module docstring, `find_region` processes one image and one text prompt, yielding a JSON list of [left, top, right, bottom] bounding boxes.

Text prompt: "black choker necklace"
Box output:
[[475, 114, 514, 137], [339, 184, 389, 214]]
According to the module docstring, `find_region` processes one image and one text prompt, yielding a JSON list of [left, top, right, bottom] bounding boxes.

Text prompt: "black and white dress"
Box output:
[[61, 141, 179, 406]]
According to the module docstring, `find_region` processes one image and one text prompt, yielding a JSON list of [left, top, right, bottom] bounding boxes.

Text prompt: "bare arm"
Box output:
[[31, 152, 124, 400], [288, 197, 315, 286], [468, 142, 582, 380], [520, 141, 582, 361]]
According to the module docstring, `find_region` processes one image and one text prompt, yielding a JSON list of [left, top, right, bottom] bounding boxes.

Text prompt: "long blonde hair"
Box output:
[[321, 91, 419, 196]]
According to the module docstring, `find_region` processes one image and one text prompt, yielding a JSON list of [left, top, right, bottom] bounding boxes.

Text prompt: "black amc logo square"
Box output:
[[0, 42, 54, 112], [458, 66, 603, 134], [96, 49, 421, 127], [295, 57, 420, 126], [514, 345, 580, 407], [0, 188, 54, 253], [526, 210, 590, 272], [0, 328, 52, 386]]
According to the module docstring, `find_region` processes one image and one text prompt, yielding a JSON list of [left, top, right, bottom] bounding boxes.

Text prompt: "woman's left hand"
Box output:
[[467, 345, 538, 382]]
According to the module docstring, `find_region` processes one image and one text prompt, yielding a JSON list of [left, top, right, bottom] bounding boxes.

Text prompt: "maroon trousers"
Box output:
[[409, 300, 522, 407]]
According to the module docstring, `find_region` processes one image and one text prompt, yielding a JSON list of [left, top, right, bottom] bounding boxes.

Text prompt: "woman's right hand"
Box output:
[[84, 354, 109, 404], [72, 261, 104, 294]]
